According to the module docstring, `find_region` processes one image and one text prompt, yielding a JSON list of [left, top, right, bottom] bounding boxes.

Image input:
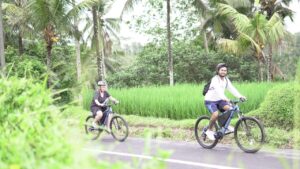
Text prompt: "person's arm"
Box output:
[[109, 96, 119, 104], [106, 91, 119, 104], [226, 78, 243, 99], [211, 76, 228, 101], [93, 92, 104, 107]]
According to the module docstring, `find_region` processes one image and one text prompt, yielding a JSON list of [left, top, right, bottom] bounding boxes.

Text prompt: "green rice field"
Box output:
[[82, 83, 282, 120]]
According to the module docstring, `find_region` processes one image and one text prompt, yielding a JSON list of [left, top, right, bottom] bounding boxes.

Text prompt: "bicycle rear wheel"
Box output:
[[85, 116, 102, 140], [234, 117, 265, 153], [110, 115, 129, 142], [195, 116, 218, 149]]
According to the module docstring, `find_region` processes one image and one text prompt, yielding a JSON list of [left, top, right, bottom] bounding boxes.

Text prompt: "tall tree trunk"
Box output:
[[102, 47, 106, 79], [44, 25, 55, 87], [92, 6, 103, 81], [18, 31, 24, 55], [200, 18, 209, 54], [259, 59, 264, 82], [46, 44, 52, 87], [267, 45, 272, 82], [72, 0, 81, 81], [75, 37, 81, 81], [203, 32, 209, 54], [167, 0, 174, 86], [99, 16, 106, 79], [0, 0, 5, 70]]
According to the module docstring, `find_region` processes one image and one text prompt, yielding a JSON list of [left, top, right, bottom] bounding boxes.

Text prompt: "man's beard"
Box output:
[[218, 74, 226, 77]]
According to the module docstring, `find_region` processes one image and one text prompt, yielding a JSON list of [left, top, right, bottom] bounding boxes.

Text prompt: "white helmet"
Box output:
[[97, 80, 107, 86]]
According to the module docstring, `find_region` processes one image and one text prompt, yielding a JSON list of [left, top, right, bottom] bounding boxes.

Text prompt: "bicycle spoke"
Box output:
[[195, 116, 218, 149], [235, 117, 264, 153], [110, 116, 129, 142], [85, 116, 101, 140]]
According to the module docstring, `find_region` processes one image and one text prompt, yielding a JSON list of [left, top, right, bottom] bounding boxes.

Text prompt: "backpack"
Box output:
[[202, 80, 212, 96], [202, 77, 228, 96]]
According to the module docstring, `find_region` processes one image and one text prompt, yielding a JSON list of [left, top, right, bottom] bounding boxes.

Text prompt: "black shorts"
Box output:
[[91, 106, 109, 124]]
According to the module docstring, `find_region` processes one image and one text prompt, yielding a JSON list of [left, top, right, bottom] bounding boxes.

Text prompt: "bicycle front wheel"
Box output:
[[234, 117, 265, 153], [85, 116, 102, 140], [195, 116, 218, 149], [110, 115, 129, 142]]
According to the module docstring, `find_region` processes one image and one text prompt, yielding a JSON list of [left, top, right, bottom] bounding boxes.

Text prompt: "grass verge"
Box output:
[[123, 115, 299, 149]]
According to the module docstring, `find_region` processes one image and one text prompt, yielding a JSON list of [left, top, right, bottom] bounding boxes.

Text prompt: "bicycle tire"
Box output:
[[85, 115, 102, 140], [234, 116, 265, 153], [195, 116, 218, 149], [110, 115, 129, 142]]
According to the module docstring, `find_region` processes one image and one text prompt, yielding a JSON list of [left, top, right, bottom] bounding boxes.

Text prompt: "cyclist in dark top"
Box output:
[[91, 81, 119, 129]]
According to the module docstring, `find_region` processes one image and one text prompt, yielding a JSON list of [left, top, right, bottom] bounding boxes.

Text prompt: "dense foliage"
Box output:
[[107, 39, 259, 88], [4, 41, 77, 103], [0, 78, 73, 168], [249, 84, 300, 130]]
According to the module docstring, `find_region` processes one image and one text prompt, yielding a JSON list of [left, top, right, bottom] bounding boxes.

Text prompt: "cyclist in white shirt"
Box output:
[[204, 63, 246, 140]]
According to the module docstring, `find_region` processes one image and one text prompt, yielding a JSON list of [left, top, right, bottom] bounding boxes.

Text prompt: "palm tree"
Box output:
[[259, 0, 294, 81], [167, 0, 173, 86], [78, 0, 137, 81], [72, 0, 83, 82], [193, 0, 254, 53], [0, 0, 5, 70], [65, 0, 100, 82], [71, 0, 118, 81], [217, 3, 286, 81], [92, 5, 104, 81], [66, 0, 138, 82], [2, 0, 31, 55], [28, 0, 72, 86]]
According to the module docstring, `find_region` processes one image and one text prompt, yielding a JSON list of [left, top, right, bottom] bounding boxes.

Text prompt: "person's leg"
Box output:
[[93, 110, 103, 127], [208, 111, 218, 130], [205, 101, 219, 140], [222, 105, 232, 111], [220, 101, 234, 132]]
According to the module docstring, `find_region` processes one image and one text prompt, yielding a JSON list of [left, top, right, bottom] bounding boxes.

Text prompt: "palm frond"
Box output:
[[266, 13, 286, 44], [217, 38, 240, 54], [120, 0, 142, 19], [3, 3, 27, 25], [239, 31, 261, 54], [104, 18, 120, 31], [217, 3, 250, 32], [224, 0, 252, 9], [66, 0, 99, 19]]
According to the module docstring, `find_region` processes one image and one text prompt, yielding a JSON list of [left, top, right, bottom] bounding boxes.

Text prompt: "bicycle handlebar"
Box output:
[[230, 98, 246, 104]]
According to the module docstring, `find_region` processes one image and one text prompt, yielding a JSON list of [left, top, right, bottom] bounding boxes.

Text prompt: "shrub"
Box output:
[[294, 61, 300, 148], [0, 78, 74, 168], [249, 84, 299, 130]]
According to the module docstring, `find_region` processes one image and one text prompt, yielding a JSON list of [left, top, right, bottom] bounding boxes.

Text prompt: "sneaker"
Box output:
[[225, 125, 234, 134], [205, 130, 216, 141]]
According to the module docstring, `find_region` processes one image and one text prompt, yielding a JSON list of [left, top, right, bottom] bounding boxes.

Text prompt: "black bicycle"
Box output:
[[84, 100, 129, 142], [195, 100, 265, 153]]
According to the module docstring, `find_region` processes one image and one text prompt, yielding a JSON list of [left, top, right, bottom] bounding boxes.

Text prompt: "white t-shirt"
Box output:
[[204, 75, 242, 101]]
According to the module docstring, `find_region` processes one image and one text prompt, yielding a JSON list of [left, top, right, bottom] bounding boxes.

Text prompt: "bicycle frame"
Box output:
[[216, 101, 243, 138], [101, 106, 114, 126]]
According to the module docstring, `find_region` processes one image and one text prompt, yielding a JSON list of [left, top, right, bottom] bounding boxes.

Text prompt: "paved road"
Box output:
[[84, 136, 300, 169]]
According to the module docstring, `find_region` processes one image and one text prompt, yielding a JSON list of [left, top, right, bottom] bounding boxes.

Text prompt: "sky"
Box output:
[[284, 0, 300, 34], [105, 0, 300, 45]]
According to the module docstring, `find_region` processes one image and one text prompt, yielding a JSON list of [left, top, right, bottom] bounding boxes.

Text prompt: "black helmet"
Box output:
[[97, 80, 107, 86], [216, 63, 227, 74]]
